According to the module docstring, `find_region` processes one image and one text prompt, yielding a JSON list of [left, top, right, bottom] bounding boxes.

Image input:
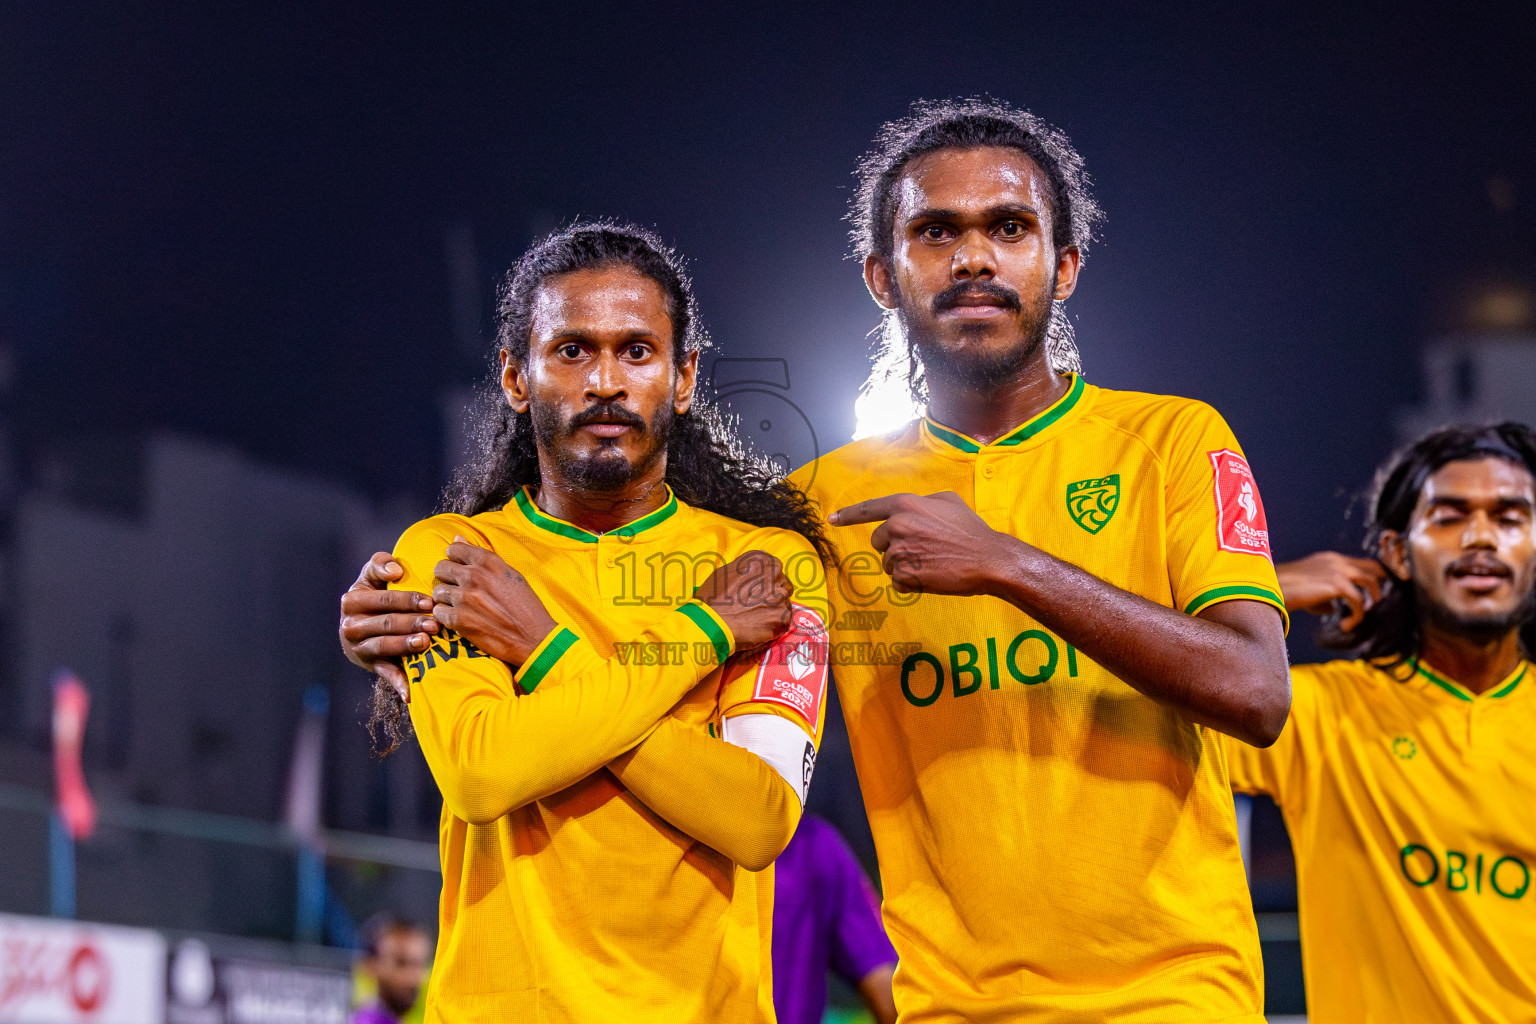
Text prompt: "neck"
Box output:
[[533, 460, 670, 535], [1418, 622, 1525, 695], [925, 349, 1067, 445]]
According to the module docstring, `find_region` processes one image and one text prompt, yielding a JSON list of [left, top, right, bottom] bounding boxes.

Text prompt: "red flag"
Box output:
[[52, 669, 97, 840]]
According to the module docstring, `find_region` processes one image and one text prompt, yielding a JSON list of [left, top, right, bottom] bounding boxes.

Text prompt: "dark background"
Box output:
[[6, 3, 1534, 543], [2, 4, 1534, 1004]]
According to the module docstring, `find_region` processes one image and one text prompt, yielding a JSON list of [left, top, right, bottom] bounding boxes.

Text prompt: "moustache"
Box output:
[[568, 402, 647, 434], [1445, 553, 1513, 579], [932, 280, 1023, 315]]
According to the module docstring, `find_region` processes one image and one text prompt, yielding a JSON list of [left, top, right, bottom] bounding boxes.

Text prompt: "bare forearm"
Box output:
[[986, 538, 1289, 745], [610, 718, 801, 871]]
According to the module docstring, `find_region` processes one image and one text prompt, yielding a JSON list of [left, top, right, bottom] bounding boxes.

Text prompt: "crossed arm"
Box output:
[[348, 538, 807, 867]]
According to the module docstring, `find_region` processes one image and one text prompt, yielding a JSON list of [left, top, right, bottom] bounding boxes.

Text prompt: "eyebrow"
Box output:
[[547, 328, 664, 342], [907, 203, 1040, 224], [1425, 496, 1535, 511]]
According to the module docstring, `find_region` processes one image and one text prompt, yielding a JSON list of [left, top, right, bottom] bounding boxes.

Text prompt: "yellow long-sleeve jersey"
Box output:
[[791, 375, 1287, 1023], [391, 486, 829, 1023], [1227, 658, 1536, 1023]]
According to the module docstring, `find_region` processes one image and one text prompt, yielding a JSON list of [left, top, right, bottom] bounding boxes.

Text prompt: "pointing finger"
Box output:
[[830, 495, 903, 527]]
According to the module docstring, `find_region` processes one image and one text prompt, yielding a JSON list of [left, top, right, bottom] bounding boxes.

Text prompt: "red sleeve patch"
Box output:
[[751, 604, 829, 728], [1209, 449, 1272, 558]]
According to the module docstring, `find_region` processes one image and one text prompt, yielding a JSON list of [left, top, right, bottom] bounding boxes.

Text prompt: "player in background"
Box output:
[[773, 813, 898, 1024], [347, 223, 832, 1023], [792, 98, 1292, 1022], [1232, 422, 1536, 1023], [351, 913, 431, 1024]]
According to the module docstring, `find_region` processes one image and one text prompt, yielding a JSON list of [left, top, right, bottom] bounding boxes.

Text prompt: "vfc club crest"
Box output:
[[1066, 475, 1120, 534]]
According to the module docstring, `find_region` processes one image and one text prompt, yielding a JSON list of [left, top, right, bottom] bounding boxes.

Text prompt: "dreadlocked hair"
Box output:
[[1319, 421, 1536, 671], [368, 221, 832, 754], [850, 97, 1104, 414]]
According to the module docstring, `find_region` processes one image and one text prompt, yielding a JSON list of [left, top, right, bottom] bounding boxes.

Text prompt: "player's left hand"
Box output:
[[433, 537, 559, 667], [830, 491, 1019, 596]]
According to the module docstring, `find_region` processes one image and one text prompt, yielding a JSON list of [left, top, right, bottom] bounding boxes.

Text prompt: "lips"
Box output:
[[581, 422, 633, 438], [1447, 558, 1512, 595]]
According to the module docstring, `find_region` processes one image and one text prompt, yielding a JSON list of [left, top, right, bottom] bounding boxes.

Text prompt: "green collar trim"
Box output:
[[1412, 659, 1528, 701], [1490, 662, 1528, 699], [513, 486, 679, 543], [923, 373, 1085, 454]]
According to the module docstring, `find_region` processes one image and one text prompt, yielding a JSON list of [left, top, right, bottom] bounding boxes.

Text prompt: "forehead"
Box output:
[[893, 145, 1052, 221], [529, 266, 673, 342], [1418, 456, 1535, 505], [378, 928, 429, 955]]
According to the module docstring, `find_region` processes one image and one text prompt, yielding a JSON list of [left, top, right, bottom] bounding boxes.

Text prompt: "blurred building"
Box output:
[[1397, 277, 1536, 439], [0, 432, 440, 938]]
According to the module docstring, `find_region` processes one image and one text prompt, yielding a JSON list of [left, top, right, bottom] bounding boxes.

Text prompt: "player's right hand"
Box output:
[[339, 552, 438, 698], [697, 550, 793, 652], [1275, 551, 1387, 631]]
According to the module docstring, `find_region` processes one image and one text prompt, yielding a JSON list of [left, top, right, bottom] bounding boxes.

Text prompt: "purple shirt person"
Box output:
[[774, 814, 898, 1024], [351, 913, 430, 1024]]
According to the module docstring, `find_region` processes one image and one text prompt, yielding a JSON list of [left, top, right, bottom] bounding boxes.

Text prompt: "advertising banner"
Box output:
[[0, 913, 166, 1024], [166, 940, 351, 1024]]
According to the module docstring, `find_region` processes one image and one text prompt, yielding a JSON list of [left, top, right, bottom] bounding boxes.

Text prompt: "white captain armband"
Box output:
[[721, 714, 817, 806]]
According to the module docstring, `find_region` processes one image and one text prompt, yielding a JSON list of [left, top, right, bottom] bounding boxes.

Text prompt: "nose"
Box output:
[[951, 231, 996, 282], [1462, 510, 1499, 550], [586, 350, 627, 404]]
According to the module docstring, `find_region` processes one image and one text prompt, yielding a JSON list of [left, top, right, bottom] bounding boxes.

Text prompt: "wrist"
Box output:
[[980, 534, 1036, 601], [513, 614, 561, 666]]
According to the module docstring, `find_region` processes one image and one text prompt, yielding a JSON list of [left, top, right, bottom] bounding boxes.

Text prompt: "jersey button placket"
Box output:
[[977, 454, 1004, 512], [596, 535, 620, 599]]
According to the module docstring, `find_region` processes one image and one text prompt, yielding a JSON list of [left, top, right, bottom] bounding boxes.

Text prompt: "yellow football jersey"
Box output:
[[1227, 658, 1536, 1023], [391, 486, 829, 1024], [790, 374, 1287, 1023]]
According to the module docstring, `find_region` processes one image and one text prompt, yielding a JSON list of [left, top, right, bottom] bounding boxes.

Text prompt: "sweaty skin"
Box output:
[[848, 146, 1290, 746]]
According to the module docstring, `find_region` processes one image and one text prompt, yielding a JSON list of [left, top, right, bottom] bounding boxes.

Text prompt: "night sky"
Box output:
[[5, 3, 1535, 585]]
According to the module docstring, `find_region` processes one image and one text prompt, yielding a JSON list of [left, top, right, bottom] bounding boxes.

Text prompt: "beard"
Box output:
[[898, 278, 1054, 392], [1415, 573, 1536, 643], [532, 398, 674, 492]]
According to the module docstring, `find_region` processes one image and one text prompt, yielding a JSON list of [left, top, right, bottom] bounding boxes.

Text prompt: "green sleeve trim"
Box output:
[[678, 600, 733, 665], [1183, 583, 1289, 631], [516, 626, 579, 692]]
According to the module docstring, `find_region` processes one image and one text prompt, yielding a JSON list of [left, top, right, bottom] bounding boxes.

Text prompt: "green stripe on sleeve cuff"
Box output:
[[1183, 584, 1290, 631], [678, 600, 733, 665], [516, 626, 579, 692]]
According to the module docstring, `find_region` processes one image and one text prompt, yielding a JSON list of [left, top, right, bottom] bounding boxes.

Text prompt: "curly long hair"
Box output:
[[370, 221, 831, 754], [1319, 421, 1536, 670], [849, 97, 1105, 413]]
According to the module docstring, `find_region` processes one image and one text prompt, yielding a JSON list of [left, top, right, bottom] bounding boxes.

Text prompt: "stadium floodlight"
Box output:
[[852, 378, 921, 440]]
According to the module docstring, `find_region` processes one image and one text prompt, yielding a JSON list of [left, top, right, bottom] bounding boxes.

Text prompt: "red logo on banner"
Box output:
[[752, 605, 829, 728], [1209, 449, 1272, 558]]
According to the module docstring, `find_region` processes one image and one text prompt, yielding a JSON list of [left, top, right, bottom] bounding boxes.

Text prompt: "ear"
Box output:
[[1378, 530, 1411, 581], [500, 349, 530, 415], [864, 253, 898, 310], [674, 349, 699, 415], [1053, 245, 1081, 301]]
